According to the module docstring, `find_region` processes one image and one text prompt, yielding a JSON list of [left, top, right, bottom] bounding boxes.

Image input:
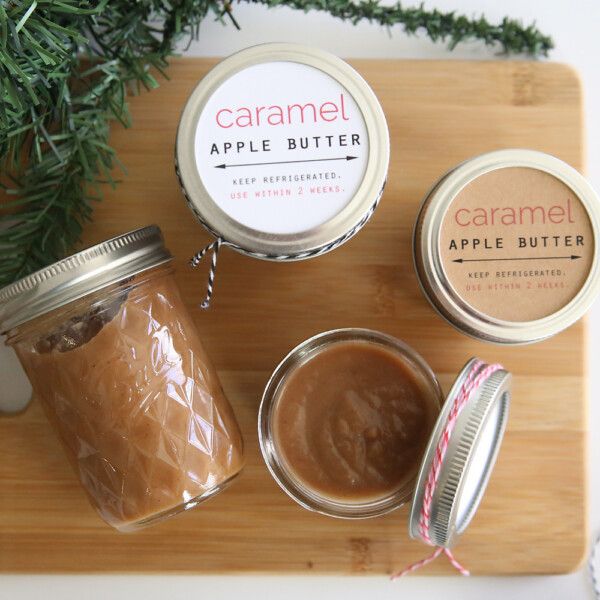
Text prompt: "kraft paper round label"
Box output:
[[194, 61, 369, 235], [440, 167, 594, 322]]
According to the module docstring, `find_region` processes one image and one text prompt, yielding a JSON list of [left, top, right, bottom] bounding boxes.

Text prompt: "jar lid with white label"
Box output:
[[413, 149, 600, 344], [175, 43, 389, 267]]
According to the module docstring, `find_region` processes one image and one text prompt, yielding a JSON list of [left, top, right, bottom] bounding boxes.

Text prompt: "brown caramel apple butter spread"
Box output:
[[15, 274, 244, 531], [272, 341, 439, 502]]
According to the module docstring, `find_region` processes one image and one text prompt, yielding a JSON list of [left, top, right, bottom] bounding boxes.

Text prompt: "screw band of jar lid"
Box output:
[[394, 359, 505, 578]]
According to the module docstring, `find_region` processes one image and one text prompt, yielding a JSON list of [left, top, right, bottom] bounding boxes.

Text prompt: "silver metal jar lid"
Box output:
[[409, 358, 511, 548], [413, 149, 600, 344], [175, 43, 389, 260], [0, 225, 172, 333]]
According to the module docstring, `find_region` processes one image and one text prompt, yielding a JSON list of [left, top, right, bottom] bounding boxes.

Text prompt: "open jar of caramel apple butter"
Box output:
[[0, 226, 244, 532], [259, 329, 511, 549]]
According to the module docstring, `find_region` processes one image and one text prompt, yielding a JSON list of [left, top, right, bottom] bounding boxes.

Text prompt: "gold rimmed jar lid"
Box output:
[[175, 43, 389, 260], [413, 149, 600, 344]]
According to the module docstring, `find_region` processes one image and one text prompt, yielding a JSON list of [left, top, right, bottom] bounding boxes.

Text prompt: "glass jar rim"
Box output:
[[258, 328, 444, 519]]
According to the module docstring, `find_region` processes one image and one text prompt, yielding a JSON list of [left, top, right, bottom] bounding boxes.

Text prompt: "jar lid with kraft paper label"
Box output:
[[175, 43, 389, 260], [413, 149, 600, 344]]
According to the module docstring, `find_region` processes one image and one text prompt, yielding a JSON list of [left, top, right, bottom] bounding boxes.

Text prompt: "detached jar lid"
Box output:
[[175, 43, 389, 259], [409, 358, 511, 549], [0, 226, 171, 333], [414, 149, 600, 344]]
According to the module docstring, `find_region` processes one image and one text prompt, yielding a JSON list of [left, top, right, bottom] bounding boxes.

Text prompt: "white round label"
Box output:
[[194, 61, 369, 235]]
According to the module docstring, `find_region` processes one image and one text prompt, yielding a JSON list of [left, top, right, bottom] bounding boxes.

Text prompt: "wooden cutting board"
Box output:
[[0, 59, 587, 575]]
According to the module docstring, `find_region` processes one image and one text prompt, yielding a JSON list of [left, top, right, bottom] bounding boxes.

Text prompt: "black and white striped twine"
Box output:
[[189, 237, 228, 309]]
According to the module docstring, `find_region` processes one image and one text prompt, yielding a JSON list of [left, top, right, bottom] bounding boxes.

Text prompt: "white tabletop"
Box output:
[[2, 0, 599, 597]]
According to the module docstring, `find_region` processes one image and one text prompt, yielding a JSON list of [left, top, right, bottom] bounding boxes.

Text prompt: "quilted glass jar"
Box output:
[[0, 226, 244, 531]]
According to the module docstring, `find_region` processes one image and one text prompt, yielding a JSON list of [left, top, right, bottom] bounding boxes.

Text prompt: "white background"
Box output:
[[2, 1, 599, 598]]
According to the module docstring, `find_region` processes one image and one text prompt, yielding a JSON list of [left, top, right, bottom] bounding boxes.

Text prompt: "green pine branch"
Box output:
[[244, 0, 553, 55], [0, 1, 553, 287]]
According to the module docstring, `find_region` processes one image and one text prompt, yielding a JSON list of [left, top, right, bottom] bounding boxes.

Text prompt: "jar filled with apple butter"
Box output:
[[259, 329, 443, 518], [0, 226, 244, 531]]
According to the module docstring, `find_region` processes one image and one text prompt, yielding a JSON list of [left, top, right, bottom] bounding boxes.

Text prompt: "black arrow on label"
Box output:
[[453, 255, 581, 264], [215, 156, 358, 169]]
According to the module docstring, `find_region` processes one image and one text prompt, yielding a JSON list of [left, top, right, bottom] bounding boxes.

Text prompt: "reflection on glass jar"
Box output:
[[0, 226, 244, 531]]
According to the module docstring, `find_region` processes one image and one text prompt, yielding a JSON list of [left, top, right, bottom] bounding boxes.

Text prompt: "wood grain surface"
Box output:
[[0, 59, 588, 575]]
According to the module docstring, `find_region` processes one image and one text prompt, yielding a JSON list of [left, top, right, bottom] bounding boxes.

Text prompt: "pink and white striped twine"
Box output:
[[391, 359, 504, 580]]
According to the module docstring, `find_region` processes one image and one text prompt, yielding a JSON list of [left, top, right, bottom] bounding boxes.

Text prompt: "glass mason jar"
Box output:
[[0, 226, 244, 532], [258, 328, 444, 518]]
